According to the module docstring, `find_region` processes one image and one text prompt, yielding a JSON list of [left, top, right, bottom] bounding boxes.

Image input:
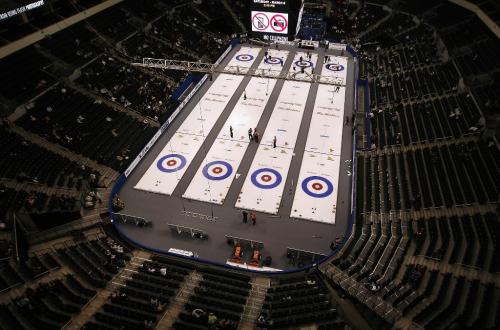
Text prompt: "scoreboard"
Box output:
[[251, 0, 290, 41]]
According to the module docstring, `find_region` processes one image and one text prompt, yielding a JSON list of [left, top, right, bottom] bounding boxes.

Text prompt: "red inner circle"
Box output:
[[212, 166, 223, 174], [312, 182, 323, 190], [261, 174, 272, 182], [167, 159, 177, 166]]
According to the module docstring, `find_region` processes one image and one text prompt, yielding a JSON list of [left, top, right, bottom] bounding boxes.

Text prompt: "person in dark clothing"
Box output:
[[230, 125, 233, 138], [250, 212, 256, 225], [242, 210, 248, 223]]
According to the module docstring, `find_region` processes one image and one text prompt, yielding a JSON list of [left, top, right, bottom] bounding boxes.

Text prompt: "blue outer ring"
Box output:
[[265, 57, 283, 65], [302, 176, 334, 198], [157, 154, 187, 173], [294, 60, 313, 68], [202, 161, 233, 181], [251, 168, 282, 189], [326, 63, 345, 72], [236, 54, 254, 62]]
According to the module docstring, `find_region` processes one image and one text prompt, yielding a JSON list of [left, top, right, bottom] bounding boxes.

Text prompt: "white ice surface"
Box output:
[[182, 77, 279, 204], [134, 47, 261, 195], [226, 47, 262, 74], [235, 52, 318, 214], [304, 84, 346, 155], [289, 59, 349, 224], [290, 152, 341, 224], [320, 55, 348, 85], [182, 51, 289, 204]]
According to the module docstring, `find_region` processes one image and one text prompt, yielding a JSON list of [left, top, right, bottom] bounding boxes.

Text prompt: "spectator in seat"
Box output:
[[306, 278, 316, 286], [144, 319, 154, 330], [192, 308, 205, 318], [208, 312, 217, 325]]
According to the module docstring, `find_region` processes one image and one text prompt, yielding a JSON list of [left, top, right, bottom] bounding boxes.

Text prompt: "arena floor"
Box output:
[[114, 42, 356, 271]]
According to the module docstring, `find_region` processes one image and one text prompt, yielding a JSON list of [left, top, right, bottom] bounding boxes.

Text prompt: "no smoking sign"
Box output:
[[252, 12, 269, 30]]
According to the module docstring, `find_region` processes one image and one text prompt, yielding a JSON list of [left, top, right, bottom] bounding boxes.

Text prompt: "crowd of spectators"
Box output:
[[38, 23, 103, 67], [152, 14, 227, 63], [0, 126, 96, 189], [84, 4, 137, 42], [259, 273, 341, 329], [123, 33, 196, 63], [174, 265, 250, 330], [17, 85, 156, 172], [78, 54, 178, 120], [327, 2, 500, 329], [0, 0, 243, 258], [85, 254, 190, 329], [332, 209, 499, 327], [329, 3, 390, 43], [189, 0, 240, 36], [361, 12, 416, 43]]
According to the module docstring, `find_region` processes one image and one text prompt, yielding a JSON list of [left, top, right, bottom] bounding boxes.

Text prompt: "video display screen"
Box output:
[[251, 0, 290, 41]]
